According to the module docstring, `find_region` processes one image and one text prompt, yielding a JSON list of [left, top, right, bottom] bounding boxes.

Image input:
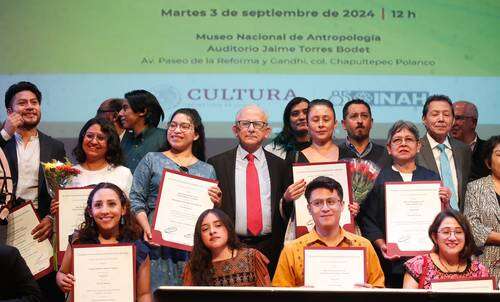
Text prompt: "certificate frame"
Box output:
[[151, 168, 218, 251], [303, 246, 367, 288], [431, 276, 497, 291], [7, 201, 54, 280], [56, 186, 94, 262], [71, 243, 136, 302], [385, 180, 443, 257], [292, 161, 355, 237]]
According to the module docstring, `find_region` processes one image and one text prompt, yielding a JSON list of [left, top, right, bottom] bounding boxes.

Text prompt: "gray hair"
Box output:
[[453, 101, 478, 120], [387, 120, 420, 144]]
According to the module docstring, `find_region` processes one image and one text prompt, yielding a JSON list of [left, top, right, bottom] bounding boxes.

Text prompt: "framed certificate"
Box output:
[[151, 169, 218, 251], [431, 277, 497, 291], [72, 243, 136, 302], [292, 161, 354, 237], [6, 202, 53, 279], [385, 181, 443, 257], [56, 187, 93, 261], [304, 246, 366, 289]]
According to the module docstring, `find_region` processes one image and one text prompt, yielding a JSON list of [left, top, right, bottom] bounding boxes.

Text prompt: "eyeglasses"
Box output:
[[309, 198, 342, 209], [167, 122, 193, 132], [84, 133, 107, 142], [236, 120, 268, 130], [454, 115, 475, 121], [437, 228, 465, 238], [390, 136, 417, 145]]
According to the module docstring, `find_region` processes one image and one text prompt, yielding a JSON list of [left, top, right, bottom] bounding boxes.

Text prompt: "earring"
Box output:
[[120, 216, 125, 225]]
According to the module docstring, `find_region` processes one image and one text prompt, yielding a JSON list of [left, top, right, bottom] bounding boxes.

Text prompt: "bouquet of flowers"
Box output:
[[42, 158, 80, 198], [347, 159, 380, 205]]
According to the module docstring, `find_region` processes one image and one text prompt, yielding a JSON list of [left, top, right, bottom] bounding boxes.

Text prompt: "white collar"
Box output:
[[427, 132, 451, 150]]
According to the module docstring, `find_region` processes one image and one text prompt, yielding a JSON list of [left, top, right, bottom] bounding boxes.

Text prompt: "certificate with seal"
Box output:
[[292, 162, 354, 237], [57, 187, 93, 260], [385, 181, 442, 257], [73, 244, 135, 302], [304, 247, 366, 289], [151, 169, 217, 251], [6, 202, 53, 279], [431, 277, 497, 291]]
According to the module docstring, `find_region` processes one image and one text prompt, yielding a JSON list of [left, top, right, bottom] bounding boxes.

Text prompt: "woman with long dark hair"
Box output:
[[403, 209, 490, 289], [130, 108, 221, 288], [56, 182, 151, 301], [183, 209, 271, 286], [265, 97, 310, 161]]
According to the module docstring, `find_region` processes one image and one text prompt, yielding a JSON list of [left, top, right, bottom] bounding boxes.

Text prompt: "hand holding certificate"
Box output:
[[57, 187, 93, 259], [73, 244, 135, 302], [6, 202, 53, 279], [304, 247, 366, 289], [292, 162, 354, 236], [385, 181, 442, 257], [151, 169, 217, 250]]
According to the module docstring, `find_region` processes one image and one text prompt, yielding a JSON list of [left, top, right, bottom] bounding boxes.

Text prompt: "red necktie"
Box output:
[[246, 153, 262, 236]]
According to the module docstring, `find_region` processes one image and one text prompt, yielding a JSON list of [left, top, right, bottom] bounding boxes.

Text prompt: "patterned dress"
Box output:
[[183, 248, 271, 286], [404, 253, 490, 289]]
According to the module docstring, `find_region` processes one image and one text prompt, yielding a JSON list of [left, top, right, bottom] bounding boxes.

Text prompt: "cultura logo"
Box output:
[[187, 88, 297, 101]]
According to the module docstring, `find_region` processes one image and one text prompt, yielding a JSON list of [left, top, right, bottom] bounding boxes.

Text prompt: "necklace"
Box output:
[[437, 255, 462, 273]]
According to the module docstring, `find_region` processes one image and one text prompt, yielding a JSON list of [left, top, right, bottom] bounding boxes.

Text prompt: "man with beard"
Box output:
[[1, 81, 66, 301], [451, 101, 489, 181], [339, 99, 389, 168], [265, 97, 311, 162]]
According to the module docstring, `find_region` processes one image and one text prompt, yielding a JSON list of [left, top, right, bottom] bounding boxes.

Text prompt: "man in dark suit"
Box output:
[[416, 95, 471, 211], [0, 244, 43, 302], [1, 81, 66, 302], [208, 104, 291, 276], [451, 101, 489, 181]]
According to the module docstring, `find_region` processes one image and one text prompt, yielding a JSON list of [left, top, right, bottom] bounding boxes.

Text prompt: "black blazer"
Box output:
[[0, 131, 66, 218], [0, 245, 43, 302], [207, 147, 291, 271], [470, 137, 490, 181], [415, 135, 471, 211]]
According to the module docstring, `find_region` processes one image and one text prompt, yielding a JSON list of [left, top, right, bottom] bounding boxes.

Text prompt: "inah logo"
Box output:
[[328, 91, 429, 107]]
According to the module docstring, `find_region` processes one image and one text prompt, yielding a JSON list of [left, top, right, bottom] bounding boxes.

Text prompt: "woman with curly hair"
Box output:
[[183, 209, 270, 286], [56, 182, 151, 301]]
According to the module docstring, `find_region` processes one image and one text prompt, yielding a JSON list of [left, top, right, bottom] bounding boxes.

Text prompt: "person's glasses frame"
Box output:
[[235, 120, 268, 130]]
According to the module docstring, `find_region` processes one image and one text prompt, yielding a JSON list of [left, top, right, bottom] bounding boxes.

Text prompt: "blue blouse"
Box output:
[[130, 152, 217, 219]]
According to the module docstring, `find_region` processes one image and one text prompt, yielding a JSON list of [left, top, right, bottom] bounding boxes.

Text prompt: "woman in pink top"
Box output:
[[403, 209, 490, 289]]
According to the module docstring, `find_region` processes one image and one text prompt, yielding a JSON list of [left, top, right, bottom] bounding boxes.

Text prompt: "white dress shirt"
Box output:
[[14, 132, 40, 209], [426, 133, 459, 197], [234, 145, 272, 236]]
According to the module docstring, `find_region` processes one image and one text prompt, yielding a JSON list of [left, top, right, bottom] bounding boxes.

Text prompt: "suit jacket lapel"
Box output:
[[227, 148, 237, 219], [420, 135, 439, 173], [264, 150, 277, 218], [449, 137, 464, 199], [38, 132, 50, 198], [4, 138, 18, 194]]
